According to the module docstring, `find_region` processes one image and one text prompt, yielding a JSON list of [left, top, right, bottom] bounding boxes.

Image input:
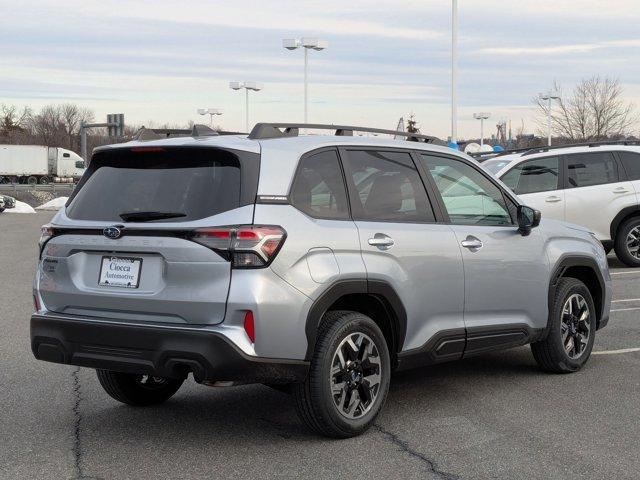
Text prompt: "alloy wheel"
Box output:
[[561, 293, 591, 360], [626, 226, 640, 259], [329, 332, 382, 419], [135, 375, 168, 390]]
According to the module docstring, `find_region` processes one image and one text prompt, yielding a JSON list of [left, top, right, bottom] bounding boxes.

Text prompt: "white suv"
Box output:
[[485, 143, 640, 266]]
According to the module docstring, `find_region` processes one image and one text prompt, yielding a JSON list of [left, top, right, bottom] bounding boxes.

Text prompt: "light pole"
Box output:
[[197, 108, 223, 127], [451, 0, 458, 146], [539, 91, 560, 146], [230, 82, 263, 132], [473, 112, 491, 146], [283, 37, 328, 123]]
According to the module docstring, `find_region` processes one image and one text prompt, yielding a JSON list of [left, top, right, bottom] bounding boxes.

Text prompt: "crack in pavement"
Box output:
[[373, 424, 459, 480], [71, 368, 102, 480]]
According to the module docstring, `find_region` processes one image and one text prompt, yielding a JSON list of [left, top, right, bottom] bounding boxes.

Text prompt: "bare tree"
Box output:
[[535, 77, 637, 142], [0, 104, 32, 142], [60, 103, 94, 150]]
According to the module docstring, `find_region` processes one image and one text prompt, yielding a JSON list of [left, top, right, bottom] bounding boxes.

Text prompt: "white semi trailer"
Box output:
[[0, 145, 86, 184]]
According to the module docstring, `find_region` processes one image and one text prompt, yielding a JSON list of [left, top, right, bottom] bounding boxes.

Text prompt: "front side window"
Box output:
[[344, 150, 434, 222], [500, 156, 559, 195], [421, 154, 513, 226], [566, 152, 618, 188], [290, 149, 349, 219]]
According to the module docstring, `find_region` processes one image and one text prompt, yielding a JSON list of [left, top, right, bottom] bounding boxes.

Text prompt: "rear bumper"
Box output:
[[31, 313, 308, 384]]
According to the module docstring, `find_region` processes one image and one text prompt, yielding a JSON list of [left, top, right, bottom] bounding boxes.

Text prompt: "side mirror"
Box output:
[[517, 205, 541, 236]]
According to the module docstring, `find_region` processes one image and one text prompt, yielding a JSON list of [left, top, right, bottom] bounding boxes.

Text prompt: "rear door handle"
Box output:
[[613, 187, 629, 194], [545, 195, 562, 203], [461, 236, 483, 250], [368, 234, 394, 250]]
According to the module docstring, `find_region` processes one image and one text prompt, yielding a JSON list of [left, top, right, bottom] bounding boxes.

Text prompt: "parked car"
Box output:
[[486, 142, 640, 266], [31, 124, 611, 438], [1, 195, 16, 209]]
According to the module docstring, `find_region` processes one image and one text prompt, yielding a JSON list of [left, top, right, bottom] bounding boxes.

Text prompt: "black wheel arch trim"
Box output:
[[304, 279, 407, 361], [610, 206, 640, 241], [547, 254, 608, 332]]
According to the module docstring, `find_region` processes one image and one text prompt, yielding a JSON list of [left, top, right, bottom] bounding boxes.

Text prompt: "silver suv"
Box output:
[[31, 123, 612, 438]]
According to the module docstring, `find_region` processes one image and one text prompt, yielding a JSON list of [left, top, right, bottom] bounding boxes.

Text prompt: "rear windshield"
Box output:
[[67, 147, 256, 222]]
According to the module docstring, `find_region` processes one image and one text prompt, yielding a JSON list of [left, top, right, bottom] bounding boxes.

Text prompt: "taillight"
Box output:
[[39, 224, 56, 256], [192, 225, 286, 268]]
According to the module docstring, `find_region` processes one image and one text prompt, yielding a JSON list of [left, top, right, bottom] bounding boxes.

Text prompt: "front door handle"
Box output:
[[613, 187, 629, 194], [545, 195, 562, 203], [368, 233, 394, 250], [461, 236, 483, 250]]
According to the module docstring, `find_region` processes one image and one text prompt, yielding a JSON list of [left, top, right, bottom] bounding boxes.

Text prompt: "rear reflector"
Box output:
[[243, 311, 255, 343], [33, 294, 41, 313], [191, 225, 286, 268]]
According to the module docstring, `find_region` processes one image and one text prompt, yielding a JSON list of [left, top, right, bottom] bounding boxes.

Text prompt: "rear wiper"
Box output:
[[119, 211, 187, 222]]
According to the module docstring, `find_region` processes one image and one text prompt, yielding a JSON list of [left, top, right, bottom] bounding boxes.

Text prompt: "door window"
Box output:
[[500, 156, 559, 194], [618, 151, 640, 180], [343, 150, 435, 222], [421, 154, 513, 226], [566, 152, 618, 188], [290, 149, 349, 219]]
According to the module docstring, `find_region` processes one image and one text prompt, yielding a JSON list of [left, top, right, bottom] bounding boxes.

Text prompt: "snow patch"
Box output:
[[4, 200, 36, 214], [36, 197, 69, 211]]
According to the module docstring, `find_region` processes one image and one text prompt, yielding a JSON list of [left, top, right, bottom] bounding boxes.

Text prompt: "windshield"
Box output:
[[67, 147, 253, 222], [483, 159, 512, 175]]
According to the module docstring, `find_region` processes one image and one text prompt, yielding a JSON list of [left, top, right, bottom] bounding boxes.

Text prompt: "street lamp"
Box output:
[[451, 0, 458, 146], [539, 91, 561, 146], [282, 37, 328, 123], [230, 81, 263, 133], [197, 108, 223, 127], [473, 112, 491, 146]]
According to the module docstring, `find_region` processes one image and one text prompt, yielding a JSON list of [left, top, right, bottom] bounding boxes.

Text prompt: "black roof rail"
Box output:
[[247, 123, 446, 146], [521, 139, 640, 156], [133, 124, 219, 141]]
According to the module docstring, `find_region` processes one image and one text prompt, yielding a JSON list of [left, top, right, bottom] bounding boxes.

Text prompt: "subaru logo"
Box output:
[[103, 226, 122, 239]]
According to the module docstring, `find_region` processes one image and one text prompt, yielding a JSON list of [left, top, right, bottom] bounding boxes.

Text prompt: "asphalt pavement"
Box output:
[[1, 212, 638, 480]]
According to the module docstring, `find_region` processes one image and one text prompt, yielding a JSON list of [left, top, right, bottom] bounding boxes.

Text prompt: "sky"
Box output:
[[1, 0, 639, 139]]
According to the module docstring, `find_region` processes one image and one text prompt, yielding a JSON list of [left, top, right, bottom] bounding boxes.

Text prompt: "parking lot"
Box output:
[[1, 211, 639, 480]]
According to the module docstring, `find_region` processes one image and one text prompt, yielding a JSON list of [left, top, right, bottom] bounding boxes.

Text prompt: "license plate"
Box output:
[[98, 256, 142, 288]]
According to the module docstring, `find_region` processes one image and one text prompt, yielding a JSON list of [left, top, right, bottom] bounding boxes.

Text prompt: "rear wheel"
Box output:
[[531, 277, 596, 373], [615, 217, 640, 267], [96, 370, 183, 406], [293, 310, 390, 438], [27, 176, 38, 185]]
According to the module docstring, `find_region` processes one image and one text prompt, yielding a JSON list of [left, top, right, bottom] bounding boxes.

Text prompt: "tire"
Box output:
[[27, 176, 38, 185], [39, 176, 50, 184], [293, 310, 391, 438], [96, 370, 184, 406], [531, 277, 596, 373], [614, 216, 640, 267]]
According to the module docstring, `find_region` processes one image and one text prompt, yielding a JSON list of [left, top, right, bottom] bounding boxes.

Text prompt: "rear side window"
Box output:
[[67, 147, 257, 222], [290, 149, 349, 219], [618, 151, 640, 180], [566, 152, 618, 188], [500, 156, 559, 194], [343, 150, 435, 222]]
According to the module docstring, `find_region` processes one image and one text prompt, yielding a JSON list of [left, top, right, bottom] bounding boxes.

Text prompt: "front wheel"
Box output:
[[531, 277, 596, 373], [615, 217, 640, 267], [96, 370, 183, 406], [293, 310, 391, 438]]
